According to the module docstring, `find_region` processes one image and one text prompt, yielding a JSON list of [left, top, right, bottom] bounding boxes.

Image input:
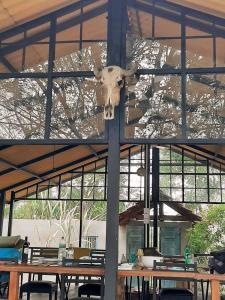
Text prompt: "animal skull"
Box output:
[[94, 65, 137, 119]]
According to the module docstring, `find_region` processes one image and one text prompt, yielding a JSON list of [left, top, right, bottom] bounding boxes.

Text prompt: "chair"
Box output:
[[20, 247, 59, 300], [153, 261, 198, 300], [20, 281, 58, 300], [30, 246, 59, 263], [194, 253, 212, 300], [60, 257, 105, 300], [90, 249, 106, 260]]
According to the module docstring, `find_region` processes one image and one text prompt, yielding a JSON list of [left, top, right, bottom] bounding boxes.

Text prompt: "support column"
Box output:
[[144, 145, 151, 247], [79, 168, 84, 247], [0, 190, 5, 235], [105, 0, 125, 299], [7, 191, 15, 236], [152, 148, 160, 248]]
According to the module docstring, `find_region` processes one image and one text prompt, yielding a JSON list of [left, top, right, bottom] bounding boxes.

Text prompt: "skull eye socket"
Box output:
[[117, 79, 123, 87]]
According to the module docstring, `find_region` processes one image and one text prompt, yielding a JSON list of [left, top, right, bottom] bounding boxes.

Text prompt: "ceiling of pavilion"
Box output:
[[1, 0, 225, 33], [169, 0, 225, 19], [0, 144, 141, 202], [0, 0, 79, 33], [0, 143, 225, 203]]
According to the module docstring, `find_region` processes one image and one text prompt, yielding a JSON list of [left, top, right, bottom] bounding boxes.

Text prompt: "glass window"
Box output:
[[0, 78, 47, 139], [186, 38, 213, 68], [125, 75, 182, 139], [50, 77, 105, 139], [186, 74, 225, 139]]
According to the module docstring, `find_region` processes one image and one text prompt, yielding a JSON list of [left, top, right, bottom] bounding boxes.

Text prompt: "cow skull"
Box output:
[[94, 65, 137, 119]]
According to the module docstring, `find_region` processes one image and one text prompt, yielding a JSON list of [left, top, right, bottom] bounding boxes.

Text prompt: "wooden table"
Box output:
[[117, 268, 225, 300], [0, 263, 104, 300], [0, 264, 224, 300]]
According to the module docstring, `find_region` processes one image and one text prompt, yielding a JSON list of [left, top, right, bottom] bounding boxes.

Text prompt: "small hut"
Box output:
[[119, 195, 201, 261]]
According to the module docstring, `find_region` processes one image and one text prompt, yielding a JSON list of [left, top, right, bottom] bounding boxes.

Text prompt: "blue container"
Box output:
[[0, 248, 21, 282]]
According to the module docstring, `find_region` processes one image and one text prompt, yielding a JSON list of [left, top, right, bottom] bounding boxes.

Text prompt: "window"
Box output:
[[82, 236, 98, 249]]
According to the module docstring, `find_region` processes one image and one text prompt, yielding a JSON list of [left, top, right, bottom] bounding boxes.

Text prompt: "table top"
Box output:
[[0, 263, 225, 282], [0, 263, 105, 275]]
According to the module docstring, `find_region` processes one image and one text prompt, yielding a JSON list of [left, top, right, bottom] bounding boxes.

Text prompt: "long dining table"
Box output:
[[0, 263, 224, 300]]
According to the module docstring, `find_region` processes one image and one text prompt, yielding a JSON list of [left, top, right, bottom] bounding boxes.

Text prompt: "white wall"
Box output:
[[2, 218, 106, 249]]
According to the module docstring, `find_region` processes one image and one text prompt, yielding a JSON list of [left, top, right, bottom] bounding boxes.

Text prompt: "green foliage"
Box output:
[[187, 204, 225, 254], [12, 200, 80, 220]]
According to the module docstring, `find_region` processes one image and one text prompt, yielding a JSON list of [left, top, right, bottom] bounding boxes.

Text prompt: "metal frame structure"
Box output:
[[122, 0, 225, 144], [0, 0, 224, 144], [12, 144, 225, 205], [0, 0, 225, 299]]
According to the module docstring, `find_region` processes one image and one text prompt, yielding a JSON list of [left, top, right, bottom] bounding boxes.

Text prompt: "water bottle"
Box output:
[[67, 244, 74, 259], [22, 236, 30, 263], [184, 246, 191, 264], [58, 237, 66, 264]]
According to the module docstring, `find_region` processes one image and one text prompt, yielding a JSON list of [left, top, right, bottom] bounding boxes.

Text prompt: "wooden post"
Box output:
[[211, 279, 220, 300], [8, 271, 19, 300]]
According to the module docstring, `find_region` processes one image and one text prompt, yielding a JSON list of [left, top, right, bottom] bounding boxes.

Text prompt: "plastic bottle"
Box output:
[[22, 236, 30, 263], [58, 236, 66, 264], [184, 246, 191, 264], [67, 244, 74, 259]]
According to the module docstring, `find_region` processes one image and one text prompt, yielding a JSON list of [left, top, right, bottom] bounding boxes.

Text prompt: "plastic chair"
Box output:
[[60, 257, 105, 300], [153, 261, 198, 300]]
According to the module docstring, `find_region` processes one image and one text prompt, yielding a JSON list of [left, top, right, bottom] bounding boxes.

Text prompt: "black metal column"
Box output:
[[104, 0, 125, 299], [152, 148, 159, 248], [0, 191, 5, 235], [7, 191, 15, 236], [144, 145, 151, 247], [79, 167, 84, 247]]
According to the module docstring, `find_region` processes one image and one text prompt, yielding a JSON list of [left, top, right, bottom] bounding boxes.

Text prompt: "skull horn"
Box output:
[[121, 64, 137, 77], [94, 67, 103, 80]]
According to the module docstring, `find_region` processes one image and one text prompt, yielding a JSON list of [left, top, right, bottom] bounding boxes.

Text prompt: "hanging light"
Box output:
[[137, 166, 145, 176], [137, 146, 145, 176]]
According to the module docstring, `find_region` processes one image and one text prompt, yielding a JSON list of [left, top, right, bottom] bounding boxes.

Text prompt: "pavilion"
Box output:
[[0, 0, 225, 299]]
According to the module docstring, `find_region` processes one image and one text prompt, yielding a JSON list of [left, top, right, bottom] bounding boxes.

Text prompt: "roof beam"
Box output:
[[14, 145, 139, 196], [129, 0, 225, 38], [0, 145, 78, 177], [0, 146, 13, 152], [189, 145, 225, 162], [0, 157, 44, 181], [0, 0, 100, 41], [0, 4, 108, 58], [0, 57, 17, 73], [4, 147, 110, 192]]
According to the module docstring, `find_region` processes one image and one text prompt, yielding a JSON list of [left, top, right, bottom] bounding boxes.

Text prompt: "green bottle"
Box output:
[[184, 246, 191, 264], [129, 251, 136, 264]]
